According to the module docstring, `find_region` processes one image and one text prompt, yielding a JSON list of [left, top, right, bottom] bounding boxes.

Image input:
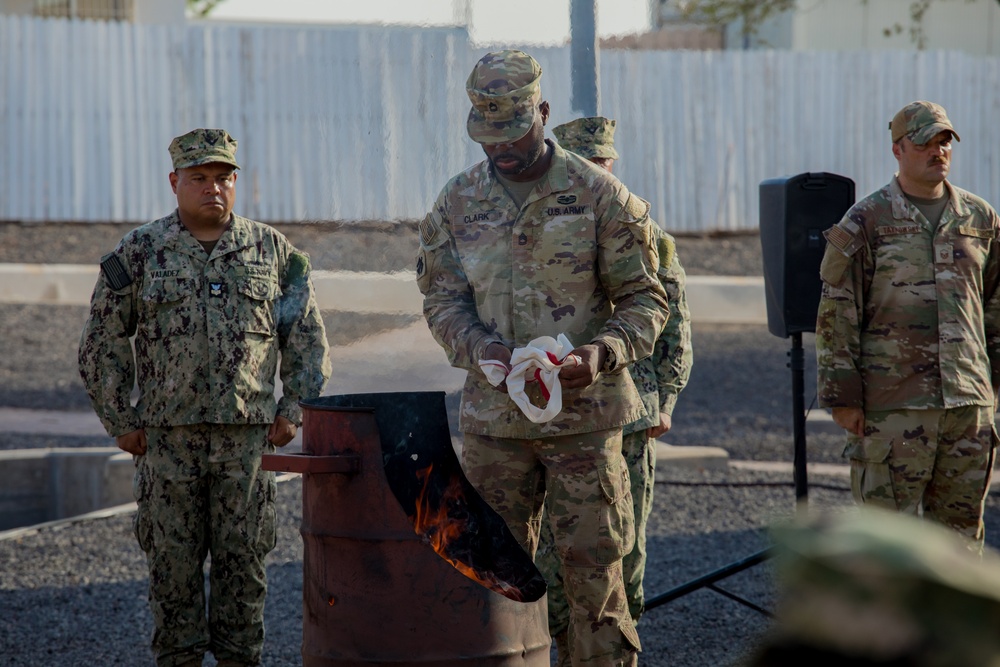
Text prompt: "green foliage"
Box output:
[[872, 0, 983, 49], [186, 0, 228, 18], [668, 0, 1000, 50], [666, 0, 796, 47]]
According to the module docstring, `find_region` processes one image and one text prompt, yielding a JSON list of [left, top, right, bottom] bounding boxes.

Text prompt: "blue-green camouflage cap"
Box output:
[[466, 50, 543, 145], [552, 117, 619, 160], [168, 128, 241, 170], [889, 101, 960, 145]]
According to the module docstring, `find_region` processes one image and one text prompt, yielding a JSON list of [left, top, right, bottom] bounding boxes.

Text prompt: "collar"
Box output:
[[165, 211, 251, 259], [474, 139, 571, 205], [888, 176, 970, 224]]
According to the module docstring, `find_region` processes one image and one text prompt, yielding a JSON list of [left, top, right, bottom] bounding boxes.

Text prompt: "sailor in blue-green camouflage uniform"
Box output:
[[816, 101, 1000, 548], [78, 128, 332, 667], [536, 117, 693, 665], [416, 51, 669, 667]]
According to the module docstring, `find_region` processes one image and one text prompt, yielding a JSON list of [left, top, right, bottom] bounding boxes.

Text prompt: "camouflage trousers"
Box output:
[[845, 406, 996, 545], [133, 423, 277, 667], [463, 429, 640, 667], [537, 429, 655, 660]]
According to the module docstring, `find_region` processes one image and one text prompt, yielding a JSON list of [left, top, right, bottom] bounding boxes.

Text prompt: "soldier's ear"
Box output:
[[539, 101, 550, 126]]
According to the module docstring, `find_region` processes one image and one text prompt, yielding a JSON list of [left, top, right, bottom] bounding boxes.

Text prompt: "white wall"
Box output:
[[3, 15, 1000, 231], [740, 0, 1000, 55], [134, 0, 184, 24]]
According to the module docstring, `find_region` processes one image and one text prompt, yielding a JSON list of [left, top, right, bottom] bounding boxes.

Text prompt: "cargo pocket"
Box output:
[[844, 435, 896, 509], [132, 455, 154, 554], [596, 460, 635, 565], [256, 471, 278, 557]]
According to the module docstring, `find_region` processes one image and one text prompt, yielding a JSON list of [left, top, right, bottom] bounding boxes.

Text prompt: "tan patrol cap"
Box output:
[[889, 101, 960, 145], [466, 50, 543, 145], [552, 117, 619, 161], [168, 128, 241, 170]]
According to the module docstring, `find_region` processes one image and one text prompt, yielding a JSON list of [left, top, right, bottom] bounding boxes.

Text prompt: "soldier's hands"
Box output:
[[647, 413, 672, 439], [116, 428, 147, 456], [832, 407, 865, 436], [268, 415, 297, 447], [483, 342, 513, 394], [559, 343, 606, 390]]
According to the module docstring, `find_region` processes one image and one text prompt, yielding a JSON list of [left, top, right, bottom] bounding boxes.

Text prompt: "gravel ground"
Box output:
[[0, 221, 909, 666]]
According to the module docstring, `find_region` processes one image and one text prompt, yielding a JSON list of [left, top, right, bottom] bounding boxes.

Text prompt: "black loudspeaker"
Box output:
[[759, 172, 855, 338]]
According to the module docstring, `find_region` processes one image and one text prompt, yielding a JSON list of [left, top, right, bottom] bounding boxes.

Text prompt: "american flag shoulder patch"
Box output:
[[824, 225, 855, 254], [100, 252, 133, 290]]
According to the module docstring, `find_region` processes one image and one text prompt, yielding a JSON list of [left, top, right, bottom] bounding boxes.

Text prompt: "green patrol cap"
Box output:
[[168, 128, 241, 170], [466, 50, 543, 145], [552, 116, 619, 161], [760, 509, 1000, 666], [889, 101, 960, 145]]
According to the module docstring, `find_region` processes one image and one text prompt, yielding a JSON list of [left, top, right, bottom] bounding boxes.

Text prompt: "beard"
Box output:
[[487, 134, 546, 177]]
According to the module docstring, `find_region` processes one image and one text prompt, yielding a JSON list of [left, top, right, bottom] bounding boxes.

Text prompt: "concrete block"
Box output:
[[49, 448, 120, 519], [104, 452, 136, 507], [655, 441, 729, 474], [0, 450, 50, 530], [0, 264, 770, 324]]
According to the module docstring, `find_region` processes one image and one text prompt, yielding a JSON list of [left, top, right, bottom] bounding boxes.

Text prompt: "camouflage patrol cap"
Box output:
[[466, 50, 543, 145], [889, 101, 960, 145], [552, 117, 619, 160], [168, 128, 241, 170], [762, 509, 1000, 666]]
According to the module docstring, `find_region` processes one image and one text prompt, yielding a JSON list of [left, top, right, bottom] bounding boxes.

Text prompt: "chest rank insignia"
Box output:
[[518, 232, 528, 246], [210, 282, 224, 297]]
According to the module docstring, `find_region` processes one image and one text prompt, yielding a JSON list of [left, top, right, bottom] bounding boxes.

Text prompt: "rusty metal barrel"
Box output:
[[262, 391, 549, 666]]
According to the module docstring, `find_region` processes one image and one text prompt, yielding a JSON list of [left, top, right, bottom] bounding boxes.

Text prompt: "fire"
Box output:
[[411, 464, 525, 602]]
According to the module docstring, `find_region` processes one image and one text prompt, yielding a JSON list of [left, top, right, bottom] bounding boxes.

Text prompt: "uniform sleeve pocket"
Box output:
[[819, 248, 852, 287]]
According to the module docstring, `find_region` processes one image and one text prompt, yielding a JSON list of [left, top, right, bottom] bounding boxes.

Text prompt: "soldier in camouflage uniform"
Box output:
[[748, 509, 1000, 666], [536, 117, 693, 664], [816, 101, 1000, 547], [416, 51, 668, 666], [78, 128, 332, 667]]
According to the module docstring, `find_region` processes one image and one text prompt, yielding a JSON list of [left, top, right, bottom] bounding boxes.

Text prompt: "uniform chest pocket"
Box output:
[[954, 224, 994, 267], [140, 277, 194, 339], [236, 277, 280, 336]]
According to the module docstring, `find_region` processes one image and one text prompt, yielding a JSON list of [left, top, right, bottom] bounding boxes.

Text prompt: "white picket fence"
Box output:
[[2, 14, 1000, 231]]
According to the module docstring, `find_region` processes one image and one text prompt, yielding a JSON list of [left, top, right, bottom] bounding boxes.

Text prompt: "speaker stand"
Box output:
[[645, 332, 809, 616]]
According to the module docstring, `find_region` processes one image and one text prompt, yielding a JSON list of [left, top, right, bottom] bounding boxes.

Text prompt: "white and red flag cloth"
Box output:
[[478, 334, 581, 424]]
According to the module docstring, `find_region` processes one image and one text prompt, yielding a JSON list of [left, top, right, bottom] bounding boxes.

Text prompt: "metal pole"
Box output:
[[789, 332, 808, 502], [644, 548, 772, 613], [570, 0, 599, 117]]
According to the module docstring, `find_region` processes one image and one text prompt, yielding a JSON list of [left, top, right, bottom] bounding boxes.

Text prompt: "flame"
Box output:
[[411, 464, 525, 601]]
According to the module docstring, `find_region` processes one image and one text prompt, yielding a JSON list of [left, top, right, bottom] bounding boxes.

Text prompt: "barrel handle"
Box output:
[[261, 452, 361, 475]]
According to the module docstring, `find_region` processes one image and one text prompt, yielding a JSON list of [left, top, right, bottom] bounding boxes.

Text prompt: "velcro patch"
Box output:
[[285, 251, 310, 287], [824, 225, 858, 255], [100, 252, 132, 290], [624, 193, 650, 221], [419, 215, 443, 248], [656, 231, 676, 270]]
